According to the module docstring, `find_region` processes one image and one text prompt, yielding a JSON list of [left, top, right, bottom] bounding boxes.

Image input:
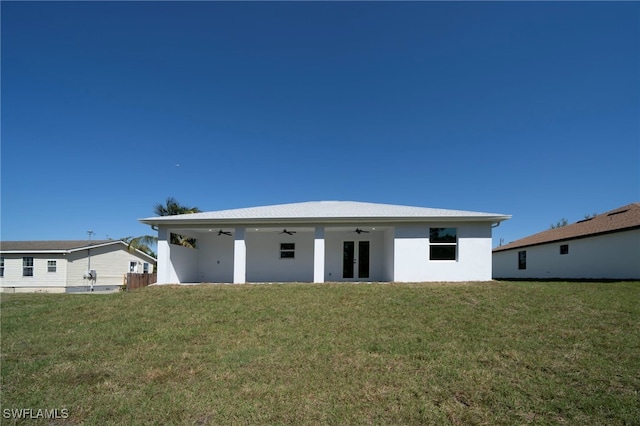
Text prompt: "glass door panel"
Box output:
[[343, 241, 355, 278], [358, 241, 370, 279]]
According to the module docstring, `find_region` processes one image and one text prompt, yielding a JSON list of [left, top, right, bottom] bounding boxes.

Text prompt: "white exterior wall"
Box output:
[[493, 230, 640, 280], [246, 230, 314, 282], [197, 232, 235, 283], [157, 228, 171, 284], [313, 227, 325, 283], [324, 230, 385, 281], [383, 228, 395, 281], [393, 223, 493, 282], [168, 245, 199, 283], [154, 222, 497, 284]]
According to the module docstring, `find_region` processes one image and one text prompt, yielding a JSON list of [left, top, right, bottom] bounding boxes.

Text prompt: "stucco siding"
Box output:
[[393, 223, 493, 282], [323, 230, 385, 281], [382, 228, 395, 281], [197, 233, 235, 283], [169, 244, 200, 283], [493, 229, 640, 279], [246, 230, 314, 282]]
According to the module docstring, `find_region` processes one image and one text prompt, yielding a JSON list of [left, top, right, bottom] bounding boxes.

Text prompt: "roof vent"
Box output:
[[576, 218, 593, 223]]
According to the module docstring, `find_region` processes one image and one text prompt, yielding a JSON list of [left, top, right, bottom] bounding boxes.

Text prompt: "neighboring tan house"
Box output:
[[139, 200, 511, 284], [0, 240, 156, 293], [493, 203, 640, 280]]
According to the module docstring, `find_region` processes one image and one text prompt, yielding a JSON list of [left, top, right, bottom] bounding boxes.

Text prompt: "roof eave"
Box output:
[[493, 225, 640, 253], [139, 215, 511, 227], [67, 240, 125, 253], [0, 250, 69, 254], [1, 241, 157, 261]]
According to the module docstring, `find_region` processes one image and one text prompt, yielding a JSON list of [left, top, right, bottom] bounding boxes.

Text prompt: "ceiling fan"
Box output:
[[218, 230, 232, 236], [354, 228, 370, 234], [280, 229, 296, 235]]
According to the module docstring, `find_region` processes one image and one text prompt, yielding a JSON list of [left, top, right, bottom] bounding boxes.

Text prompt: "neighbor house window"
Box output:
[[47, 260, 57, 273], [143, 262, 149, 273], [560, 244, 569, 255], [429, 228, 457, 260], [518, 251, 526, 270], [280, 243, 295, 259], [0, 257, 4, 277], [129, 261, 137, 273], [23, 257, 34, 277]]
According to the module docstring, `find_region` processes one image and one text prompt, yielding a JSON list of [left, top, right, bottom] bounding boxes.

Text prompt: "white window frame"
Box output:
[[23, 257, 34, 277], [47, 260, 57, 273]]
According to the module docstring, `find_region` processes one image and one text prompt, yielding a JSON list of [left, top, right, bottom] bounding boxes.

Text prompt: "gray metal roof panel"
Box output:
[[140, 201, 510, 224]]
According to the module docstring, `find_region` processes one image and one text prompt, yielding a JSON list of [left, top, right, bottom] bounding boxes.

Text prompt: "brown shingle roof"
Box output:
[[493, 203, 640, 252], [0, 240, 118, 252]]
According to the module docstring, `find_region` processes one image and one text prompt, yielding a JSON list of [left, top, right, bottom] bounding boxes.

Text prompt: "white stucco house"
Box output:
[[0, 240, 156, 293], [139, 201, 510, 284], [492, 203, 640, 280]]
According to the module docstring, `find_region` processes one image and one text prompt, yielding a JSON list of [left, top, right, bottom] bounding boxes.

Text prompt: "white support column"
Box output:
[[313, 226, 325, 283], [157, 227, 171, 284], [233, 227, 246, 284]]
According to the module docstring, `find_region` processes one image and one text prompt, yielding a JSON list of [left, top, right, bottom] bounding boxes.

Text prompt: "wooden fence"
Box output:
[[125, 273, 157, 290]]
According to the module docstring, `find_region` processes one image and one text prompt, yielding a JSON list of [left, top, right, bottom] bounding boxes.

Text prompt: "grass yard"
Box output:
[[1, 281, 639, 425]]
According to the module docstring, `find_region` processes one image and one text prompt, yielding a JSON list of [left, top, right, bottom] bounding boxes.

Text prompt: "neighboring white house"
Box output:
[[138, 201, 510, 284], [493, 203, 640, 280], [0, 240, 156, 293]]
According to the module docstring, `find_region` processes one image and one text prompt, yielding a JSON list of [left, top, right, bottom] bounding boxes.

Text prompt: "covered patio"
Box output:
[[156, 225, 394, 284], [139, 201, 510, 284]]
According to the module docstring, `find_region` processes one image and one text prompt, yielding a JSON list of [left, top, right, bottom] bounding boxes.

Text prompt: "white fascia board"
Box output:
[[67, 241, 157, 262], [67, 240, 126, 253], [0, 250, 70, 254], [141, 215, 511, 228]]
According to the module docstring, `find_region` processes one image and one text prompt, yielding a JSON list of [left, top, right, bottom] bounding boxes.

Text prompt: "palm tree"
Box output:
[[125, 197, 203, 256], [122, 235, 157, 258], [154, 197, 201, 248], [153, 197, 201, 217]]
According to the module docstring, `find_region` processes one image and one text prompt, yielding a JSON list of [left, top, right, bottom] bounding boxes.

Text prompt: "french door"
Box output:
[[343, 241, 370, 279]]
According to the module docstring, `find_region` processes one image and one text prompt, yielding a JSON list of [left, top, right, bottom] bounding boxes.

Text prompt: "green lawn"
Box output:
[[1, 281, 639, 425]]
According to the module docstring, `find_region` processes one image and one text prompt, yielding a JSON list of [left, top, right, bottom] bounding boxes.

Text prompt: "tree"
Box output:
[[154, 197, 201, 217], [153, 197, 201, 248], [125, 197, 203, 258], [550, 218, 569, 229], [122, 235, 157, 258]]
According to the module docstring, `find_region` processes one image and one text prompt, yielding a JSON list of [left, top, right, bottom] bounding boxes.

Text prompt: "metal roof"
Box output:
[[139, 201, 510, 226]]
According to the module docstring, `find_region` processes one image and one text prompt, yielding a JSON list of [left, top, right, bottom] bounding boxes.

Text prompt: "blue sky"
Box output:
[[2, 1, 638, 248]]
